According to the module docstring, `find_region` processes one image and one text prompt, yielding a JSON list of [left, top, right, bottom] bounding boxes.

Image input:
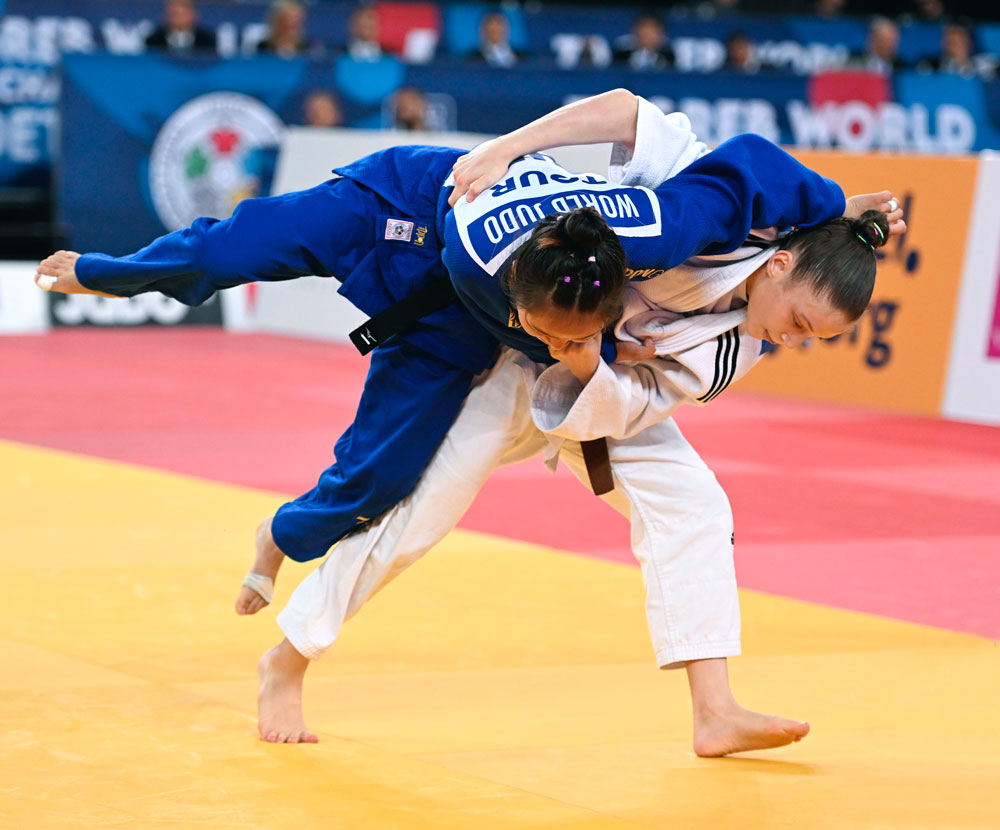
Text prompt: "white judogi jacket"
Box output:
[[529, 247, 771, 449], [523, 96, 773, 450]]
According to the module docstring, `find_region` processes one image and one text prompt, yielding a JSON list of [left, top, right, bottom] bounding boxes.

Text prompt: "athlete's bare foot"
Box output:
[[34, 251, 117, 297], [684, 657, 809, 757], [257, 639, 318, 744], [692, 700, 810, 757], [235, 517, 286, 615]]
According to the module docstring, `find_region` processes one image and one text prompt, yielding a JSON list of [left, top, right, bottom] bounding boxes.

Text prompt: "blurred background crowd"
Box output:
[[1, 0, 998, 258], [132, 0, 999, 84]]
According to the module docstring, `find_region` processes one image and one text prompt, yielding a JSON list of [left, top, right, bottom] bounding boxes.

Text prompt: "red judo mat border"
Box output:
[[4, 328, 999, 638]]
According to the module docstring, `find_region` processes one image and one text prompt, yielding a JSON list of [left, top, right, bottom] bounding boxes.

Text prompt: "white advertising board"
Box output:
[[943, 152, 1000, 425], [0, 262, 49, 334]]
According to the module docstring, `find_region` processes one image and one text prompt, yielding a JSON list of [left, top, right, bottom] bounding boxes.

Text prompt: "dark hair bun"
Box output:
[[853, 209, 890, 250], [554, 207, 605, 252]]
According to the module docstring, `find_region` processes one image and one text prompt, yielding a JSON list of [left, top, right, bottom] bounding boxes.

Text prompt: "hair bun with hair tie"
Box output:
[[871, 223, 885, 244]]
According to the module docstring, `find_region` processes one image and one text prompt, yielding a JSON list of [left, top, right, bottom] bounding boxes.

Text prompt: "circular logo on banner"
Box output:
[[149, 92, 284, 231]]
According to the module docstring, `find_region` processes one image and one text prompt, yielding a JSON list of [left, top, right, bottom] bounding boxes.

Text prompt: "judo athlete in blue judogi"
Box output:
[[35, 94, 847, 596]]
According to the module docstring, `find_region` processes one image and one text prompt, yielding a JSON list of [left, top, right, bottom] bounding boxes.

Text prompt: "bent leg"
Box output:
[[560, 419, 740, 669], [561, 425, 809, 755], [276, 350, 539, 659]]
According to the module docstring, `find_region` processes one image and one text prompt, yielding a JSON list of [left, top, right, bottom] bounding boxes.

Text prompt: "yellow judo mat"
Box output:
[[2, 439, 997, 829]]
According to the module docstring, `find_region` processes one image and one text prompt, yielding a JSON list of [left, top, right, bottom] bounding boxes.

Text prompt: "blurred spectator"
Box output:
[[814, 0, 847, 19], [920, 21, 996, 78], [145, 0, 217, 54], [470, 12, 520, 67], [723, 30, 760, 72], [578, 36, 613, 68], [303, 90, 343, 128], [390, 86, 427, 131], [257, 1, 313, 58], [613, 13, 674, 71], [911, 0, 946, 22], [691, 0, 742, 18], [936, 21, 978, 75], [346, 5, 383, 61], [855, 17, 906, 74]]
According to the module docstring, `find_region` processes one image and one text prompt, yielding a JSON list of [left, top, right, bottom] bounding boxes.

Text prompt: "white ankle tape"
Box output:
[[242, 572, 274, 604]]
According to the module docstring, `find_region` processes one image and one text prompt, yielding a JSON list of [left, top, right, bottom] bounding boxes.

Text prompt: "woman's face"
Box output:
[[745, 251, 853, 348], [517, 304, 607, 352]]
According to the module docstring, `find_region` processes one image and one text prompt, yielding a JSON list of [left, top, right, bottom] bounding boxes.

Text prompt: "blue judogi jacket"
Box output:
[[77, 137, 844, 373]]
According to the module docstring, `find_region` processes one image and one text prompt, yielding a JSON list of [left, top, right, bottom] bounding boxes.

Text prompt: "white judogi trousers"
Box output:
[[277, 349, 741, 670]]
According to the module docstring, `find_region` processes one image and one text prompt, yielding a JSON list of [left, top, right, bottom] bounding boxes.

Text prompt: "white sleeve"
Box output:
[[607, 96, 709, 188], [530, 331, 762, 441]]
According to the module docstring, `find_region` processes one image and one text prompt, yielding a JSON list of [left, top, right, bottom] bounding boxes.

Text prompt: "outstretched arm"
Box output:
[[647, 134, 849, 265]]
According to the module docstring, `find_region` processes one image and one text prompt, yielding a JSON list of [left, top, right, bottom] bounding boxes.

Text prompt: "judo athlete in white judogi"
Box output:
[[261, 203, 894, 756]]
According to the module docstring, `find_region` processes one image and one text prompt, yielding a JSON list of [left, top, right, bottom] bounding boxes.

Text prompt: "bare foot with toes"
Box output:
[[257, 639, 317, 744], [693, 701, 810, 757], [34, 251, 117, 297]]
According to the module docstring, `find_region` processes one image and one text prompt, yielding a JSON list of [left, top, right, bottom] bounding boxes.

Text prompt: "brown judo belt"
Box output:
[[581, 437, 614, 496]]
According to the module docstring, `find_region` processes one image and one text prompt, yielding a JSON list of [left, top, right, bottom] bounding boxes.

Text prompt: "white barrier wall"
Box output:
[[943, 152, 1000, 425], [0, 263, 48, 333], [3, 127, 996, 427]]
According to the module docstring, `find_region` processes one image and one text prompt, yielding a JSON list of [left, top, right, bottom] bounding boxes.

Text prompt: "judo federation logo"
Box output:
[[385, 218, 414, 242], [149, 92, 284, 231]]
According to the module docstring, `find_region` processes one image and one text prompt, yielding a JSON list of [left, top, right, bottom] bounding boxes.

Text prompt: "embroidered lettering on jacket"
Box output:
[[625, 267, 668, 281]]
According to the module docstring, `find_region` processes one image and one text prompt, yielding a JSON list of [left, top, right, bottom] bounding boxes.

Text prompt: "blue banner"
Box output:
[[9, 0, 1000, 196], [58, 50, 1000, 252]]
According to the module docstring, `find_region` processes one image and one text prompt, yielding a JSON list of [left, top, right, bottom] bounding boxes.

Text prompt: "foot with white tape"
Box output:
[[236, 517, 286, 615], [34, 250, 117, 297]]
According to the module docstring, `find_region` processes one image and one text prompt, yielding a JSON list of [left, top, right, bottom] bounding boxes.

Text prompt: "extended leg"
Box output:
[[559, 422, 809, 755], [274, 350, 541, 656], [36, 178, 388, 304], [257, 351, 540, 741]]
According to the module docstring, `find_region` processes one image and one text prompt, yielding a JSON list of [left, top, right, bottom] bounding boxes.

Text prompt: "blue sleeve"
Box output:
[[75, 185, 344, 306], [650, 134, 846, 265]]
